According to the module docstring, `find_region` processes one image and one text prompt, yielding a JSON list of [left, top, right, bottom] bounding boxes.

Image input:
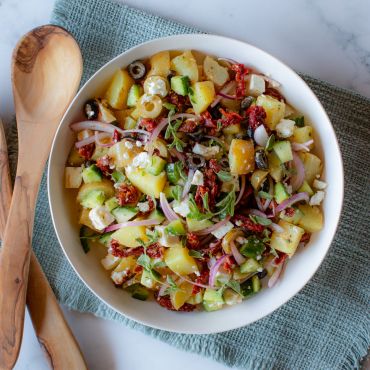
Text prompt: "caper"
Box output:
[[241, 96, 254, 110], [84, 99, 99, 120], [128, 61, 146, 80], [255, 149, 269, 170]]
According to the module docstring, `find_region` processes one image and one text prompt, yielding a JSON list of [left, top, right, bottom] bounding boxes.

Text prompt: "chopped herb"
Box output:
[[137, 254, 162, 282], [216, 170, 233, 182], [164, 275, 180, 294], [249, 214, 272, 226], [258, 191, 273, 200], [216, 186, 236, 217], [293, 116, 305, 127], [265, 134, 275, 151], [188, 194, 213, 221], [111, 170, 126, 183], [226, 280, 243, 296], [202, 193, 212, 213], [240, 236, 266, 258], [163, 102, 177, 111], [165, 115, 186, 152], [189, 250, 203, 259], [153, 261, 167, 269], [171, 185, 183, 202]]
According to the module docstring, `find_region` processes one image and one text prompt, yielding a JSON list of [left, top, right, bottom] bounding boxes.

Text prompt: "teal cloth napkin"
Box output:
[[6, 0, 370, 368]]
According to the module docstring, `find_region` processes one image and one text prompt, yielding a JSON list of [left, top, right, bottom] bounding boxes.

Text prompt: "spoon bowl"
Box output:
[[0, 25, 82, 369]]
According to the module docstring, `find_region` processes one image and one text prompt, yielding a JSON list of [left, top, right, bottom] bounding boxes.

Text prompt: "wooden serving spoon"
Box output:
[[0, 25, 84, 369]]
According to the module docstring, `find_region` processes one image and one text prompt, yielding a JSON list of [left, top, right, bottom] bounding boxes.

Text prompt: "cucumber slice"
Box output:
[[273, 140, 293, 163], [82, 165, 102, 184], [127, 84, 142, 107], [274, 182, 289, 204], [80, 190, 105, 208], [240, 258, 261, 274], [147, 209, 165, 223], [128, 284, 149, 301], [105, 197, 119, 212], [99, 232, 113, 247], [186, 218, 213, 232], [203, 289, 224, 311], [165, 219, 186, 236], [165, 162, 183, 185], [147, 155, 167, 176], [112, 206, 138, 223], [240, 236, 265, 258], [79, 226, 96, 253], [170, 75, 190, 96], [252, 275, 261, 293]]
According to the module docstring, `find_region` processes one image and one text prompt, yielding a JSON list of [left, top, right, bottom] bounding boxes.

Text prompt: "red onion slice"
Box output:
[[182, 169, 195, 199], [209, 254, 230, 287], [269, 223, 284, 233], [268, 262, 284, 288], [159, 192, 180, 222], [230, 241, 246, 265], [291, 152, 305, 191], [217, 92, 240, 100], [292, 140, 314, 152], [249, 208, 267, 218], [254, 124, 269, 147], [255, 194, 264, 212], [210, 81, 236, 108], [194, 216, 231, 236], [275, 192, 309, 213], [235, 175, 246, 206], [104, 218, 161, 233], [75, 135, 96, 148]]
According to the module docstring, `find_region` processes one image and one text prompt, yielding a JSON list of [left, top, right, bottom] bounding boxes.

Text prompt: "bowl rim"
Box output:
[[48, 33, 344, 334]]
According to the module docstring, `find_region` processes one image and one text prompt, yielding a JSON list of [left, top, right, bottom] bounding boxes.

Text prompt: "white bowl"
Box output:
[[48, 34, 343, 334]]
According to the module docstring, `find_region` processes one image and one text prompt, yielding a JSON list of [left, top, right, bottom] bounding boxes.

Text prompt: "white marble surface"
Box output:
[[0, 0, 369, 369]]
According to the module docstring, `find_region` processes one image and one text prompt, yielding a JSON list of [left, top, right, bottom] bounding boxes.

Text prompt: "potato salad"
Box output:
[[65, 50, 325, 312]]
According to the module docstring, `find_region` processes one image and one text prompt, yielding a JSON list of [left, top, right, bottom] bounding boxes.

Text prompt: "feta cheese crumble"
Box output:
[[146, 77, 168, 97], [173, 200, 190, 217], [248, 74, 266, 96], [192, 143, 220, 159], [89, 205, 115, 231], [309, 191, 325, 206], [137, 202, 150, 213], [132, 152, 150, 168], [211, 221, 234, 239], [276, 119, 295, 138], [191, 170, 204, 186], [313, 179, 327, 190]]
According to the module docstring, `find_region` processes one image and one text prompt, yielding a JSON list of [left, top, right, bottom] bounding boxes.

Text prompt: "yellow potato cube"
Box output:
[[125, 168, 167, 199], [111, 225, 148, 248], [203, 56, 229, 86], [251, 170, 269, 190], [171, 50, 199, 82], [170, 281, 193, 310], [299, 152, 322, 185], [298, 204, 323, 233], [256, 94, 285, 130], [291, 126, 313, 144], [164, 247, 199, 276], [108, 140, 142, 169], [189, 81, 215, 114], [148, 51, 170, 77], [77, 179, 115, 204], [105, 69, 134, 109], [229, 139, 255, 175], [268, 151, 283, 182], [270, 220, 305, 256]]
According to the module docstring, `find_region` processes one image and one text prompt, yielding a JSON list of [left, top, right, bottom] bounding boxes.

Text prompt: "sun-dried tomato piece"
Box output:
[[140, 118, 158, 133], [96, 155, 112, 176], [78, 143, 95, 160], [187, 233, 201, 250], [273, 252, 288, 266], [195, 185, 208, 210], [223, 255, 236, 274], [201, 111, 218, 136], [154, 293, 196, 312], [116, 184, 139, 206], [245, 105, 266, 130], [192, 270, 209, 294], [284, 207, 295, 217], [233, 214, 265, 233], [179, 119, 198, 133], [231, 63, 249, 97], [219, 108, 243, 127], [202, 240, 222, 257], [265, 87, 285, 102], [133, 265, 143, 274], [209, 159, 221, 173], [167, 92, 190, 112], [112, 129, 121, 143], [301, 232, 311, 243], [146, 243, 164, 259], [109, 240, 144, 258]]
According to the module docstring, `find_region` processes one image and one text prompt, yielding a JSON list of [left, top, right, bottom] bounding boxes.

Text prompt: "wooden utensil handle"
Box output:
[[0, 122, 87, 369]]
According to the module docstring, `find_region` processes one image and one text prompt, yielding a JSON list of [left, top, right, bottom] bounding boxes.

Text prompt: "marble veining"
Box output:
[[0, 0, 369, 369]]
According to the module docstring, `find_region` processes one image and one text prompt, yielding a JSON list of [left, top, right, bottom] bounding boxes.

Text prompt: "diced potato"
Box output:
[[222, 123, 242, 135], [111, 225, 148, 248], [164, 247, 199, 276], [77, 179, 115, 204], [268, 151, 283, 182], [229, 139, 255, 175], [147, 51, 170, 78], [97, 100, 117, 123], [270, 220, 305, 256], [171, 51, 199, 82], [67, 146, 84, 166], [170, 281, 193, 310], [291, 126, 313, 144], [141, 269, 157, 289], [256, 94, 285, 130], [299, 152, 322, 185], [298, 204, 323, 232], [251, 170, 269, 190], [101, 254, 121, 270], [91, 146, 109, 161], [189, 81, 215, 114], [79, 208, 99, 231], [105, 69, 134, 109], [65, 167, 83, 188], [125, 168, 166, 198], [114, 256, 136, 273], [203, 56, 229, 86], [114, 109, 132, 127], [108, 139, 142, 169]]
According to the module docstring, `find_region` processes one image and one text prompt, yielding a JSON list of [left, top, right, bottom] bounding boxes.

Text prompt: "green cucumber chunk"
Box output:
[[274, 182, 289, 204], [252, 275, 261, 293], [273, 141, 293, 163], [80, 190, 105, 208], [128, 284, 149, 301], [186, 218, 213, 232], [240, 258, 261, 274], [79, 226, 96, 253], [170, 75, 190, 96], [165, 219, 186, 236], [240, 236, 265, 258], [127, 84, 142, 107], [105, 197, 119, 212], [203, 289, 224, 311], [99, 232, 113, 247], [147, 209, 165, 223], [112, 206, 138, 223], [147, 155, 167, 176], [165, 162, 184, 185], [82, 164, 102, 184]]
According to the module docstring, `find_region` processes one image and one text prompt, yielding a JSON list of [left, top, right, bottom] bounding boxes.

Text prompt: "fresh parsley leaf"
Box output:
[[163, 102, 177, 111], [202, 193, 211, 213], [188, 194, 213, 221], [165, 117, 186, 152], [265, 134, 275, 151], [137, 254, 151, 271], [216, 170, 233, 182], [226, 280, 243, 296], [258, 191, 273, 200], [270, 247, 279, 257], [293, 116, 305, 127], [188, 250, 203, 259], [215, 186, 236, 217], [249, 214, 272, 226], [171, 185, 183, 202], [153, 261, 166, 269]]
